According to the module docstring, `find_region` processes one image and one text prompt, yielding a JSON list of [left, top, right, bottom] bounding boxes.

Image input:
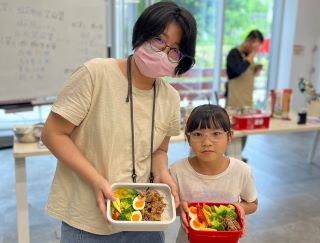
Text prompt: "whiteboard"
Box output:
[[0, 0, 107, 103]]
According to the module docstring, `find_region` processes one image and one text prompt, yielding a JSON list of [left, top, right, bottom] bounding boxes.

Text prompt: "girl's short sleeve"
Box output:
[[240, 167, 258, 203]]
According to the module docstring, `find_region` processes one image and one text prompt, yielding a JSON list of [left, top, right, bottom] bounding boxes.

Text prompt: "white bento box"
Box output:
[[106, 182, 176, 231]]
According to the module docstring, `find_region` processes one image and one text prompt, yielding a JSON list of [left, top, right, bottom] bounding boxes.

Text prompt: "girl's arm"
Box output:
[[238, 198, 258, 215], [152, 136, 180, 207], [41, 111, 115, 221]]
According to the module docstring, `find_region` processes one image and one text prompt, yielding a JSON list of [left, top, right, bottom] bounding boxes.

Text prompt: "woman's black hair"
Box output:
[[132, 1, 197, 75], [185, 104, 231, 138], [245, 29, 264, 43]]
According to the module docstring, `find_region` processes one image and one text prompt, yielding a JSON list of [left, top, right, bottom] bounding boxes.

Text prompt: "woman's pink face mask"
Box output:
[[133, 43, 178, 78]]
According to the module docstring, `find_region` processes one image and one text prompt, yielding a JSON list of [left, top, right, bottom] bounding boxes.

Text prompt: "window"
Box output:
[[116, 0, 274, 111], [168, 0, 219, 108]]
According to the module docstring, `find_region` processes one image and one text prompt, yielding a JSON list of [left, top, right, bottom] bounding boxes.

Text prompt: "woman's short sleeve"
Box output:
[[51, 65, 93, 126], [167, 91, 181, 136]]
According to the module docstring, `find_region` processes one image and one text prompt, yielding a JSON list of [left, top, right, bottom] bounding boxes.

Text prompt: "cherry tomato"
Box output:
[[113, 210, 120, 220]]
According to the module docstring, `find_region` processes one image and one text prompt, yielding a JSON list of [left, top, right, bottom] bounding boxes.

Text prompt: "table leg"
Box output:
[[15, 157, 30, 243], [227, 137, 242, 160], [308, 131, 320, 164]]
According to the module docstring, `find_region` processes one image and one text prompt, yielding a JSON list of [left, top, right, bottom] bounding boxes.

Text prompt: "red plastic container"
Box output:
[[232, 113, 270, 130], [187, 202, 244, 243]]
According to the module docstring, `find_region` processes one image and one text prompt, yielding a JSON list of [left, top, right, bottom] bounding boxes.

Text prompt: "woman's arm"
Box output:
[[41, 111, 115, 221], [152, 136, 180, 207]]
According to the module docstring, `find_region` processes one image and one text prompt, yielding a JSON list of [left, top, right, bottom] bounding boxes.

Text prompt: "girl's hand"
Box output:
[[92, 176, 116, 223], [155, 170, 180, 208], [234, 203, 246, 237], [180, 201, 189, 234]]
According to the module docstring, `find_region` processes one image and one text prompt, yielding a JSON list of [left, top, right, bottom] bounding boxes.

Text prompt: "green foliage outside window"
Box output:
[[174, 0, 272, 69]]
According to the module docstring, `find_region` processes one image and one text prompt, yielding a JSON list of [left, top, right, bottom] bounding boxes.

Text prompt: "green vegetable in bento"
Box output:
[[226, 205, 238, 220], [126, 188, 139, 197], [211, 205, 237, 220], [213, 205, 227, 218], [207, 205, 238, 230], [120, 197, 134, 211], [112, 198, 122, 213], [117, 207, 134, 221], [112, 188, 140, 221], [210, 219, 225, 231]]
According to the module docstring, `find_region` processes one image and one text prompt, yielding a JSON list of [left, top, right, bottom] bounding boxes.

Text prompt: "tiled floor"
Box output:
[[1, 131, 320, 243]]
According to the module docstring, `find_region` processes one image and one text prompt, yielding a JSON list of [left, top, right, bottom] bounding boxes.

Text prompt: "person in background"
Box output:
[[41, 1, 197, 242], [170, 104, 258, 243], [225, 29, 264, 162]]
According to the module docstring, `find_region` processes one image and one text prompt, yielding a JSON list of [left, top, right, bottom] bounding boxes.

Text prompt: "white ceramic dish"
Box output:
[[106, 182, 176, 231], [14, 124, 43, 143]]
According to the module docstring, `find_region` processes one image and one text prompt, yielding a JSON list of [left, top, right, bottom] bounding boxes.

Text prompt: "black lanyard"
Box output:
[[126, 55, 156, 183]]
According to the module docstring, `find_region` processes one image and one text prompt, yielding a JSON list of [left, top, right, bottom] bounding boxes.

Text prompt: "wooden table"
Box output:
[[12, 116, 320, 243]]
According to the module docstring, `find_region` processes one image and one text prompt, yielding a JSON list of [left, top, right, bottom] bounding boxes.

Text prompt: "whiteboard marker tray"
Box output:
[[106, 182, 176, 231]]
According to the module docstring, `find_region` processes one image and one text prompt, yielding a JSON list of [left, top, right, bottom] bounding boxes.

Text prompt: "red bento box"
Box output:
[[232, 113, 270, 130], [187, 202, 244, 243]]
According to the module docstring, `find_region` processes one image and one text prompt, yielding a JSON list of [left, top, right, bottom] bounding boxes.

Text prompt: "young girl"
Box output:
[[170, 104, 258, 243], [41, 1, 197, 242]]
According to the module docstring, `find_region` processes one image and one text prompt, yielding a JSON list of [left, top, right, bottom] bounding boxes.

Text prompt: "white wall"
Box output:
[[277, 0, 298, 89], [312, 35, 320, 92], [289, 0, 320, 111]]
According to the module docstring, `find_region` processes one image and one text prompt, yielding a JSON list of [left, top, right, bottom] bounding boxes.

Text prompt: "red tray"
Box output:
[[232, 114, 270, 130]]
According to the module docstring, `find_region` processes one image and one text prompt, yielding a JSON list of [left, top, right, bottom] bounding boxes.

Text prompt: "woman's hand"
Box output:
[[179, 201, 189, 233], [92, 176, 116, 223]]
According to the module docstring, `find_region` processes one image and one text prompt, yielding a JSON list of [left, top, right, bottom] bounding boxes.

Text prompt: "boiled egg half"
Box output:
[[131, 210, 142, 221], [132, 196, 145, 210], [190, 218, 202, 230], [188, 206, 197, 220]]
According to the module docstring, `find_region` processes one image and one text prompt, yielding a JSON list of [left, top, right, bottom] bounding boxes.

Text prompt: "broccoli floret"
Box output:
[[209, 212, 217, 221], [126, 189, 138, 198], [209, 212, 223, 222], [117, 207, 134, 221], [120, 197, 134, 211], [210, 219, 225, 231], [117, 213, 129, 221], [226, 206, 238, 220], [214, 205, 227, 218]]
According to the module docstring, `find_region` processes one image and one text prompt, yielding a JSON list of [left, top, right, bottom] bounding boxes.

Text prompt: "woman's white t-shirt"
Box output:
[[46, 58, 181, 235]]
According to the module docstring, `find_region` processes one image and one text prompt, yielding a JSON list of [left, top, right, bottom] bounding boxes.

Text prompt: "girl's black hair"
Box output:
[[132, 1, 197, 75], [245, 29, 264, 43], [185, 104, 231, 138]]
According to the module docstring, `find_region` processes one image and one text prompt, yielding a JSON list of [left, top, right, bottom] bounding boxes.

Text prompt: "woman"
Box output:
[[41, 1, 197, 242]]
